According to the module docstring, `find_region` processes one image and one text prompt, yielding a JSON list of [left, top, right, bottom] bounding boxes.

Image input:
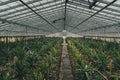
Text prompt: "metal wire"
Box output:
[[19, 0, 60, 32], [0, 1, 46, 34], [70, 0, 117, 31], [29, 0, 64, 32]]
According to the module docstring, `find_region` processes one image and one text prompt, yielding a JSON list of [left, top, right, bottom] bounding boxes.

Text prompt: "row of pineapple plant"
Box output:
[[0, 37, 62, 80], [67, 38, 120, 80]]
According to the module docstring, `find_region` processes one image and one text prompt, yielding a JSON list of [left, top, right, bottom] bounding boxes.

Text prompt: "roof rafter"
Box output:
[[67, 8, 119, 22], [68, 1, 120, 19], [0, 0, 64, 17], [0, 18, 52, 32], [80, 22, 120, 32], [69, 0, 118, 31]]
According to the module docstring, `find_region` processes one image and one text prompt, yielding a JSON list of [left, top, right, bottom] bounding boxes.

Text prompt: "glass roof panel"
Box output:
[[0, 0, 119, 36], [0, 0, 9, 2], [0, 5, 9, 9], [7, 2, 19, 6]]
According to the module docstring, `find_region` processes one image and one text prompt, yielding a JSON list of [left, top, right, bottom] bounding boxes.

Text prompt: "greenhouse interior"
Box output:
[[0, 0, 120, 80]]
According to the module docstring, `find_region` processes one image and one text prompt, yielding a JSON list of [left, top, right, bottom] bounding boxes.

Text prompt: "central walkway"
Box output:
[[59, 38, 73, 80]]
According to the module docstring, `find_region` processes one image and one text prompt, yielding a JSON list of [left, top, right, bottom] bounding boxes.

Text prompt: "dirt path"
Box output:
[[59, 38, 73, 80]]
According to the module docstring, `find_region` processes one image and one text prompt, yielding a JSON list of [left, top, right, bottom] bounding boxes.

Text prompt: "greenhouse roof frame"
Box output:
[[0, 0, 119, 36]]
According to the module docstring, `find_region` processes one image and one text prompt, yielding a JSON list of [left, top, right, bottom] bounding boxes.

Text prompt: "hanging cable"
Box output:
[[47, 0, 63, 31], [53, 18, 65, 23], [70, 0, 117, 31], [64, 0, 69, 30], [19, 0, 60, 32], [28, 0, 57, 33]]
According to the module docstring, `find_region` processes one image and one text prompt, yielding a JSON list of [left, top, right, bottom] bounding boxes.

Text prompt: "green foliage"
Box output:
[[67, 38, 120, 80], [0, 37, 62, 80], [0, 72, 12, 80]]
